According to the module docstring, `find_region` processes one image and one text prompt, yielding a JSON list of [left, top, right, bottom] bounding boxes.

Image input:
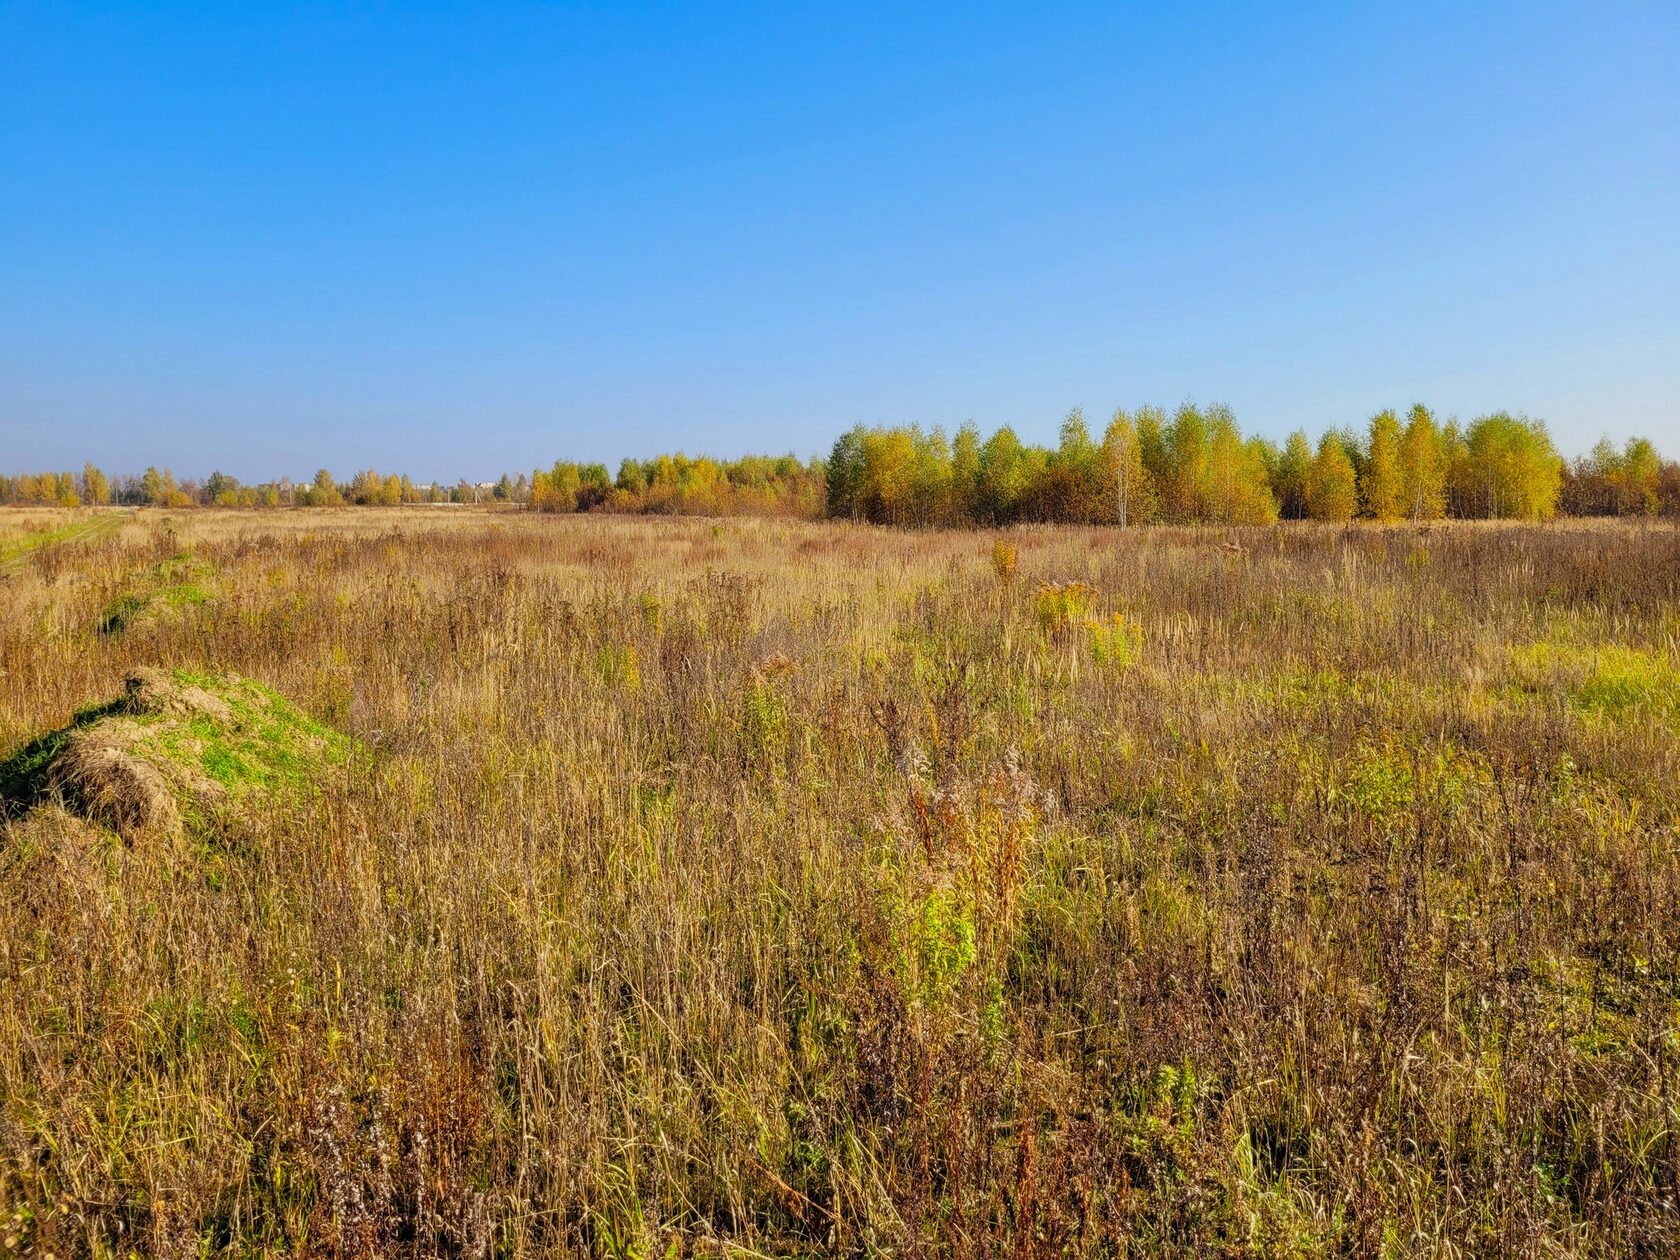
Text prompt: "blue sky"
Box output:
[[3, 2, 1677, 481]]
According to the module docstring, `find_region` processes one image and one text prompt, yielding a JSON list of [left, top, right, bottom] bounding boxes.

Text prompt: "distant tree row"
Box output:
[[1559, 437, 1674, 517], [0, 465, 524, 508], [4, 409, 1676, 523], [825, 406, 1671, 526], [529, 453, 822, 516], [0, 464, 115, 508], [0, 454, 822, 516]]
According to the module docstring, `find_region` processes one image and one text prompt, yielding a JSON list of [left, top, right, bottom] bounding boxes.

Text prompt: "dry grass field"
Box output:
[[3, 506, 1680, 1257]]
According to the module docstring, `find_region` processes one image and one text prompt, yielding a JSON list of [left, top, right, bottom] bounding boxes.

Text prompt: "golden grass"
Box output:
[[2, 507, 1679, 1256]]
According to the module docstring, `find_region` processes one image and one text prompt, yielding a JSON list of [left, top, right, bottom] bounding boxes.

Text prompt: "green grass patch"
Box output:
[[99, 552, 217, 634], [131, 670, 358, 799], [1508, 642, 1680, 721], [1, 668, 358, 834]]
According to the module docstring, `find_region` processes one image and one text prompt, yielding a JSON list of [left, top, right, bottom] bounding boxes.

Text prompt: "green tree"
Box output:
[[551, 462, 582, 510], [616, 458, 648, 496], [577, 463, 613, 510], [205, 470, 234, 501], [306, 468, 344, 507], [1030, 408, 1104, 523], [977, 426, 1028, 524], [1135, 405, 1170, 502], [825, 427, 866, 519], [1162, 404, 1210, 522], [1464, 413, 1561, 519], [950, 421, 982, 525], [348, 469, 382, 505], [1616, 437, 1661, 514], [141, 466, 176, 507], [910, 426, 955, 525], [1440, 420, 1474, 517], [1274, 431, 1313, 519]]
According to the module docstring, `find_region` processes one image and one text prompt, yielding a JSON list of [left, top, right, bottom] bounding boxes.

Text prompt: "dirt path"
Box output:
[[0, 510, 132, 575]]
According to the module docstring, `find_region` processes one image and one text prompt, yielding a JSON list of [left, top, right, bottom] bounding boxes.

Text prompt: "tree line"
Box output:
[[0, 466, 526, 509], [529, 453, 823, 517], [4, 405, 1676, 523], [824, 405, 1641, 526]]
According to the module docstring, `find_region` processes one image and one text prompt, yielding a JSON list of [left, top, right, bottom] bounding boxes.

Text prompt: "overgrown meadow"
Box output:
[[2, 507, 1679, 1257]]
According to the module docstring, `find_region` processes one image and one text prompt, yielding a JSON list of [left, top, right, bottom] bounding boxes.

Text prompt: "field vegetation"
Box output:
[[2, 507, 1679, 1256]]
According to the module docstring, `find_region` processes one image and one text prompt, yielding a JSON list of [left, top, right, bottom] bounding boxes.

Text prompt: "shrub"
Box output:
[[991, 538, 1018, 582], [1033, 580, 1096, 639], [1087, 612, 1143, 668]]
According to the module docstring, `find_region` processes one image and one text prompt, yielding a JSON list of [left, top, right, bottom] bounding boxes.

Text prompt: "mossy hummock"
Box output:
[[1, 667, 355, 840]]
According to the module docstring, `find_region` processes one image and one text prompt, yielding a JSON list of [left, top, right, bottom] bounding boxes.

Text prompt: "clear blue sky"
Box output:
[[3, 2, 1677, 482]]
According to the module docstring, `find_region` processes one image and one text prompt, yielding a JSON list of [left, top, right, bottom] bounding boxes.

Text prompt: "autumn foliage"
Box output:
[[2, 405, 1674, 524]]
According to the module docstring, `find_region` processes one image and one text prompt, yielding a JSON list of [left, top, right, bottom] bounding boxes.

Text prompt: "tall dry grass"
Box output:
[[2, 507, 1679, 1256]]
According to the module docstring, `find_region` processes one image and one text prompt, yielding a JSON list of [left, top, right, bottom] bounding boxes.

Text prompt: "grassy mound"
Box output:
[[0, 667, 355, 841], [99, 552, 216, 634]]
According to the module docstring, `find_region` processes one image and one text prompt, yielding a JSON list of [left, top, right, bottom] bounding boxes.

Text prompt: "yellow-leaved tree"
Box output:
[[1400, 404, 1446, 520], [1304, 434, 1358, 521], [1361, 410, 1404, 521], [1103, 408, 1154, 527]]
